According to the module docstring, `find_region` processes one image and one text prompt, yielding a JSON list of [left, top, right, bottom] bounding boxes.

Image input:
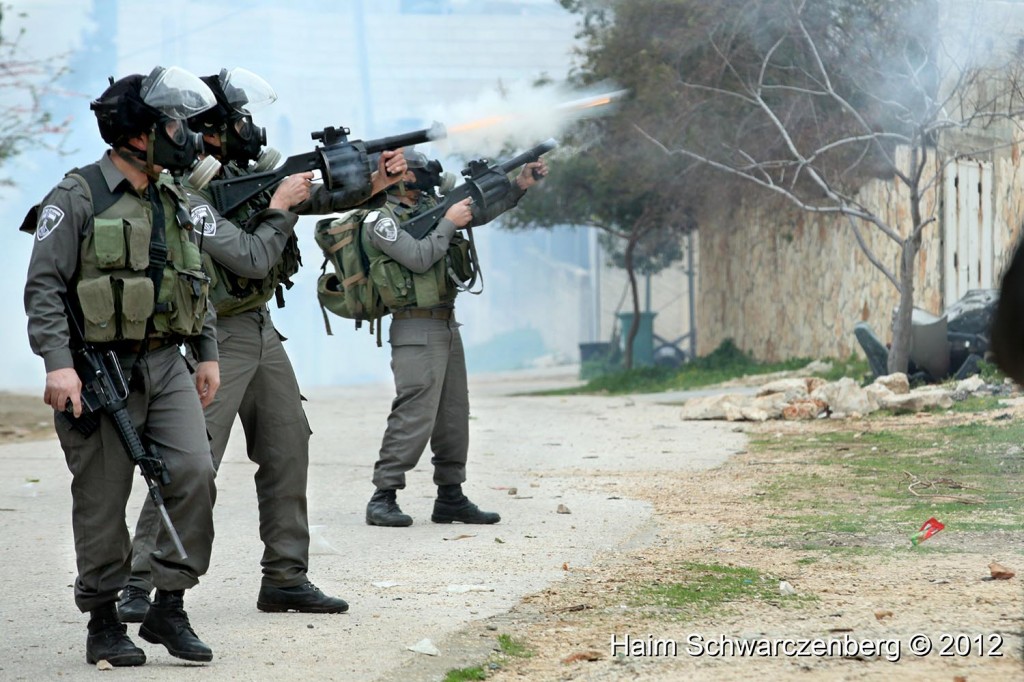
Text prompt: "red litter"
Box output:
[[910, 517, 945, 546]]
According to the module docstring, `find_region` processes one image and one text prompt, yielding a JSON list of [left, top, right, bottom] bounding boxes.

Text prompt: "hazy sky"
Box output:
[[1, 0, 584, 391]]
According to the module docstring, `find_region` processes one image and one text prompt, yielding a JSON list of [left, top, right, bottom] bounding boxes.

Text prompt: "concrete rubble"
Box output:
[[680, 372, 1014, 421]]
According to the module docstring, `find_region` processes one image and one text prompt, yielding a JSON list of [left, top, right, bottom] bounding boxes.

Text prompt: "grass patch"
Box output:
[[442, 667, 487, 682], [749, 418, 1024, 550], [630, 562, 794, 618], [545, 340, 826, 396], [497, 634, 531, 658]]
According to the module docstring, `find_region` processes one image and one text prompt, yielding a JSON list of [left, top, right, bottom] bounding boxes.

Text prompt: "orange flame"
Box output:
[[449, 115, 512, 134]]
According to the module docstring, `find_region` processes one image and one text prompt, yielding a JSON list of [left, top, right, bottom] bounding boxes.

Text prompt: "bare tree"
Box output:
[[0, 4, 69, 183], [632, 0, 1024, 373]]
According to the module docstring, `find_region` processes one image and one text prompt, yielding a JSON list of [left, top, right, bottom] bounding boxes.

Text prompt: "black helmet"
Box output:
[[190, 67, 276, 165], [91, 74, 153, 146], [90, 66, 217, 172]]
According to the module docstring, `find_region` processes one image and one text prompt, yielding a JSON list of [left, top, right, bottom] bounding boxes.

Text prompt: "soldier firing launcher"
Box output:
[[208, 122, 447, 215], [401, 138, 557, 240]]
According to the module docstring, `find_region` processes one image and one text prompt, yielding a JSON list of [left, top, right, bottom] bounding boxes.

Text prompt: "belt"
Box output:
[[98, 337, 182, 354], [392, 308, 453, 320]]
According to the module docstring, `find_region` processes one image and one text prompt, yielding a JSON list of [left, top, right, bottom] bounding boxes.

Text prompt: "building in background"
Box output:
[[1, 0, 696, 388]]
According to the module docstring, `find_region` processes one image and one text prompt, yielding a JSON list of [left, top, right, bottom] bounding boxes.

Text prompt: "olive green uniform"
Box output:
[[128, 165, 368, 590], [365, 187, 524, 491], [23, 151, 219, 613]]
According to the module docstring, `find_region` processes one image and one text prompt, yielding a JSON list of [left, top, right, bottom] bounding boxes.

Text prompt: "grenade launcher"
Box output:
[[208, 122, 447, 216], [401, 138, 557, 240]]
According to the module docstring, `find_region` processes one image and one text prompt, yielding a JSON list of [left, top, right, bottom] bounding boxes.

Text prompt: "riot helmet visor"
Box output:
[[219, 67, 277, 113], [164, 118, 187, 146], [140, 66, 216, 120]]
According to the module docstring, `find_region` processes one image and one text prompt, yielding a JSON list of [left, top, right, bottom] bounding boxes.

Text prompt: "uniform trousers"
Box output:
[[372, 315, 469, 491], [58, 344, 216, 612], [129, 309, 311, 590]]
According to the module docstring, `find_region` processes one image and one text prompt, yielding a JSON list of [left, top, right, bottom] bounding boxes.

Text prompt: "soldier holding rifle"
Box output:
[[22, 67, 221, 666], [118, 67, 410, 620]]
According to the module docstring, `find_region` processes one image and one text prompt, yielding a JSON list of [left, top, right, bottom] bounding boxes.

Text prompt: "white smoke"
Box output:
[[425, 80, 625, 158]]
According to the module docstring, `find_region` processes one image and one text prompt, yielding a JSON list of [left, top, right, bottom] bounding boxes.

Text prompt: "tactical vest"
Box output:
[[199, 163, 302, 316], [360, 196, 458, 312], [71, 165, 210, 343]]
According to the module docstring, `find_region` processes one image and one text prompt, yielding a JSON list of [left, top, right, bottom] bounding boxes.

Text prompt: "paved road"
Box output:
[[0, 368, 744, 681]]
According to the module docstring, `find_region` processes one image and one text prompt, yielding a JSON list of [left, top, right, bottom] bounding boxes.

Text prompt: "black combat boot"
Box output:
[[432, 484, 501, 524], [365, 488, 414, 527], [139, 589, 212, 662], [116, 585, 151, 623], [257, 581, 349, 613], [85, 601, 146, 666]]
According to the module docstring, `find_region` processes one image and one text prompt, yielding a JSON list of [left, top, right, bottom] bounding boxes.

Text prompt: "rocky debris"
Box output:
[[680, 372, 1005, 422], [988, 561, 1016, 580], [407, 639, 440, 656]]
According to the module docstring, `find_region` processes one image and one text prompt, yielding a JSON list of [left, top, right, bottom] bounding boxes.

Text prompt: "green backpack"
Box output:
[[314, 208, 389, 343]]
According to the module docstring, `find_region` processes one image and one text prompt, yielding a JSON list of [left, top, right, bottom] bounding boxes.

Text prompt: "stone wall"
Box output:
[[696, 143, 1024, 361]]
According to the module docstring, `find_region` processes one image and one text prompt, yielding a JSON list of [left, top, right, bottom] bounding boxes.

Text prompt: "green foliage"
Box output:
[[497, 634, 532, 658], [751, 418, 1024, 549], [631, 562, 789, 616], [977, 359, 1007, 385], [442, 667, 487, 682], [556, 339, 811, 395], [818, 354, 871, 384]]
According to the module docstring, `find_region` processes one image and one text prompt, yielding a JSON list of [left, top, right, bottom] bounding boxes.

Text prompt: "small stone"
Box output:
[[407, 638, 440, 656], [556, 504, 571, 514], [779, 580, 797, 596], [873, 609, 893, 621], [989, 561, 1016, 580], [508, 487, 518, 495]]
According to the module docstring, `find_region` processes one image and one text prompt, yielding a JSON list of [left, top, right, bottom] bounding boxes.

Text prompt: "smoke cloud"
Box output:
[[425, 80, 626, 158]]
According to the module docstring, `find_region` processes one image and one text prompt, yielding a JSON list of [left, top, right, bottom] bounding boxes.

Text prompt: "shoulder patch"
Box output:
[[191, 205, 216, 236], [372, 216, 398, 242], [36, 205, 65, 241]]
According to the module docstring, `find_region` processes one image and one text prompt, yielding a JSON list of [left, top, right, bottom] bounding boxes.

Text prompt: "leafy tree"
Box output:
[[503, 117, 694, 370], [559, 0, 1024, 374]]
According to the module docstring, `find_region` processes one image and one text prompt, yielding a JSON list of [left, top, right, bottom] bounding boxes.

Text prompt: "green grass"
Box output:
[[497, 634, 531, 658], [750, 418, 1024, 550], [629, 562, 800, 618], [548, 339, 830, 396], [442, 667, 487, 682], [439, 634, 530, 681]]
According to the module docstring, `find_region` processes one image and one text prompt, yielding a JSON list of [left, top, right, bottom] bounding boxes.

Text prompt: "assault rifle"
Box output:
[[61, 299, 188, 559], [401, 138, 557, 240], [208, 122, 446, 216]]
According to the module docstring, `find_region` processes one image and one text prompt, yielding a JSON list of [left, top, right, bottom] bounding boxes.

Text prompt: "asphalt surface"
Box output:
[[0, 368, 743, 681]]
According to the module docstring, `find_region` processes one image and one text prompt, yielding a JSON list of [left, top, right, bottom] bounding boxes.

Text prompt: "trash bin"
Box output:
[[617, 311, 657, 367], [578, 342, 612, 363]]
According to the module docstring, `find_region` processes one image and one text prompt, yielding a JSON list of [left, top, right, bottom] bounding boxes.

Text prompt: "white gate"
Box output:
[[943, 157, 995, 306]]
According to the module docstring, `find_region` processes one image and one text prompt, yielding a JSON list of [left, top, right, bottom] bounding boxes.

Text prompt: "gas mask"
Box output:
[[118, 66, 218, 175], [252, 146, 283, 172], [149, 116, 205, 173], [437, 170, 456, 196], [407, 159, 445, 193], [207, 113, 267, 166]]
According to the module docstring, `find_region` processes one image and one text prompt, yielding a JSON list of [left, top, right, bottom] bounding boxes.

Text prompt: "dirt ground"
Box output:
[[466, 405, 1024, 681], [2, 385, 1021, 681], [0, 390, 58, 444]]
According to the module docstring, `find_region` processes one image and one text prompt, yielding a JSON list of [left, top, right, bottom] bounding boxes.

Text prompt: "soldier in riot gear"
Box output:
[[361, 151, 547, 527], [117, 67, 407, 620], [22, 67, 220, 666]]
